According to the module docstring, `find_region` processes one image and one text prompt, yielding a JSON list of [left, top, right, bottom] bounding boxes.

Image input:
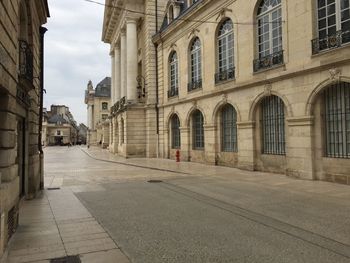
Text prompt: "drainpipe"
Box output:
[[38, 26, 47, 190], [155, 0, 160, 158]]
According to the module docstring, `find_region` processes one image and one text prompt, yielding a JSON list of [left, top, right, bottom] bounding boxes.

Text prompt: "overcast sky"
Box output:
[[44, 0, 110, 125]]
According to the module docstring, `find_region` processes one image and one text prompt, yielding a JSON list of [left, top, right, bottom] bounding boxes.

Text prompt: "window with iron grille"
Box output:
[[257, 0, 282, 58], [221, 105, 238, 152], [102, 102, 108, 110], [324, 82, 350, 158], [190, 38, 202, 84], [169, 52, 179, 97], [171, 115, 181, 149], [317, 0, 350, 41], [218, 19, 234, 74], [192, 110, 204, 149], [261, 95, 285, 155]]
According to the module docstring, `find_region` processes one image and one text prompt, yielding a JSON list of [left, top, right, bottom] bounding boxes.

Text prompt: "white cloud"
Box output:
[[44, 0, 110, 125]]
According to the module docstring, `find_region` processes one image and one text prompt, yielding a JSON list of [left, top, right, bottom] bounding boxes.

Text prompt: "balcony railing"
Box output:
[[167, 88, 179, 98], [215, 67, 235, 84], [187, 79, 202, 92], [19, 40, 33, 84], [311, 30, 350, 55], [253, 50, 284, 72]]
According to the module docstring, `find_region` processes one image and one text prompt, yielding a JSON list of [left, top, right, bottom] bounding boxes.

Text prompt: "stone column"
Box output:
[[120, 30, 126, 99], [115, 44, 121, 102], [88, 105, 93, 130], [126, 19, 138, 102], [110, 51, 115, 105]]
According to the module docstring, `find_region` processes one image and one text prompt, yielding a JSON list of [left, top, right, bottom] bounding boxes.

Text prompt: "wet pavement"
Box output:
[[4, 146, 350, 262]]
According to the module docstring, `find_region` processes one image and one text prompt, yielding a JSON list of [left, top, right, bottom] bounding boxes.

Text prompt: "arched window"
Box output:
[[314, 0, 350, 52], [324, 82, 350, 158], [192, 110, 204, 149], [261, 95, 285, 155], [221, 105, 238, 152], [254, 0, 283, 71], [171, 114, 181, 149], [168, 52, 179, 98], [188, 38, 202, 91], [216, 19, 235, 83]]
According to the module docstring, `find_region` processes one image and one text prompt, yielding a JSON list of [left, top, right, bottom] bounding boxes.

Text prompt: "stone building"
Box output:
[[78, 123, 88, 145], [42, 105, 79, 146], [85, 78, 111, 147], [102, 0, 168, 157], [101, 0, 350, 185], [0, 0, 49, 255], [152, 0, 350, 185]]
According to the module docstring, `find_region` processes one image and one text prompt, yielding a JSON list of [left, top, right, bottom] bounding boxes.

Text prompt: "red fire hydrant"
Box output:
[[175, 150, 180, 162]]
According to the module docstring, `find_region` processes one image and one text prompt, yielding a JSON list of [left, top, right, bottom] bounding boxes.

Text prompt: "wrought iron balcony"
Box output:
[[18, 40, 33, 85], [167, 88, 179, 98], [215, 67, 235, 84], [253, 50, 284, 72], [311, 30, 350, 55], [187, 79, 202, 92]]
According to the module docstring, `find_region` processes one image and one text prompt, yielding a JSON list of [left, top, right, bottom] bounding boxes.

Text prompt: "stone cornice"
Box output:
[[287, 116, 314, 127]]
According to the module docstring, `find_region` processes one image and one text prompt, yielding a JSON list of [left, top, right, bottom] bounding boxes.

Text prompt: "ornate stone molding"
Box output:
[[215, 8, 233, 21], [329, 68, 341, 82], [237, 121, 255, 129], [188, 29, 200, 39]]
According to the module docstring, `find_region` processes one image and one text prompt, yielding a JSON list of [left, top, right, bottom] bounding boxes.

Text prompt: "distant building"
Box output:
[[78, 123, 88, 145], [42, 105, 79, 146], [84, 78, 111, 148]]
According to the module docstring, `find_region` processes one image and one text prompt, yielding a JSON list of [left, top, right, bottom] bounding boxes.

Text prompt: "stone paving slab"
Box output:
[[5, 187, 130, 263]]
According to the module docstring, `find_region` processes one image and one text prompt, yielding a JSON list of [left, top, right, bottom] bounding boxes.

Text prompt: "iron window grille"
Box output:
[[261, 95, 286, 155], [216, 19, 235, 83], [254, 0, 283, 72], [221, 105, 238, 152], [102, 102, 108, 110], [187, 79, 202, 92], [169, 52, 179, 98], [312, 0, 350, 54], [324, 82, 350, 158], [171, 115, 181, 149], [168, 89, 179, 98], [18, 40, 33, 84], [190, 38, 202, 87], [215, 67, 235, 84], [192, 110, 204, 150]]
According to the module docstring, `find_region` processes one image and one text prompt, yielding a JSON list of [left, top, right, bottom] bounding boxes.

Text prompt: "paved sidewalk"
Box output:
[[4, 188, 130, 263], [83, 146, 350, 200]]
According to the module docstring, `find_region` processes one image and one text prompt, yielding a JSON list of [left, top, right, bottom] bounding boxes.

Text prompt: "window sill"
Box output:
[[215, 78, 235, 86], [311, 42, 350, 57]]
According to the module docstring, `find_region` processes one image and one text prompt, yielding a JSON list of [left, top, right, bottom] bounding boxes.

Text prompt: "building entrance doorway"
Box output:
[[55, 136, 63, 145]]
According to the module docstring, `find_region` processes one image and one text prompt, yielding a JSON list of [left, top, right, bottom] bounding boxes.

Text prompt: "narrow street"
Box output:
[[6, 146, 350, 263]]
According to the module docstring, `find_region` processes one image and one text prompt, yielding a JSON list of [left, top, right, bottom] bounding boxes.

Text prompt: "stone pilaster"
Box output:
[[286, 116, 314, 180], [204, 125, 216, 164], [180, 127, 190, 161], [237, 121, 255, 171]]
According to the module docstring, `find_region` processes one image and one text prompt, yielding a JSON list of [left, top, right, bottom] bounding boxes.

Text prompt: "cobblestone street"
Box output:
[[5, 146, 350, 262]]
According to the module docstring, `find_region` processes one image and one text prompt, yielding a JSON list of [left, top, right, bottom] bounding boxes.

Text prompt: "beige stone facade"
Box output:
[[0, 0, 49, 256], [154, 0, 350, 184], [85, 78, 111, 148], [101, 0, 350, 185], [42, 105, 79, 146], [102, 0, 168, 158]]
